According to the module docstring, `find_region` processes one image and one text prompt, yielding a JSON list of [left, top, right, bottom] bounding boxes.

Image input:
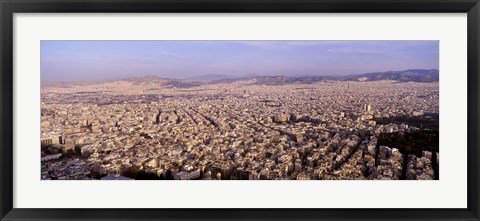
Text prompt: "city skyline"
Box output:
[[41, 40, 439, 82]]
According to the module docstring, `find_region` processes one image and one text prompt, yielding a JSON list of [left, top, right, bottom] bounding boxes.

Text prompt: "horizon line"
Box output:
[[41, 68, 439, 84]]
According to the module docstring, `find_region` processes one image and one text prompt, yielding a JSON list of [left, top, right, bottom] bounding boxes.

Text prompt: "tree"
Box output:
[[165, 170, 173, 180], [121, 166, 140, 179]]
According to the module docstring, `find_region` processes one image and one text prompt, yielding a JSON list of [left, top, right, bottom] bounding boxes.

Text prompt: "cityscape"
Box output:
[[41, 41, 439, 180]]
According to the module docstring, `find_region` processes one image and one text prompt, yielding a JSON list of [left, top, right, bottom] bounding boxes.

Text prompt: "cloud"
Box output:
[[233, 40, 358, 50], [160, 51, 188, 59], [325, 48, 384, 54], [139, 57, 157, 61]]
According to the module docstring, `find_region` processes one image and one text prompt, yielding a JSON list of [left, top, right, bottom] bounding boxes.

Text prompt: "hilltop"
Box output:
[[42, 69, 439, 88]]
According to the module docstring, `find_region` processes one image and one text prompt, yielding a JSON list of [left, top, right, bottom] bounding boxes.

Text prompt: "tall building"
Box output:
[[363, 103, 372, 112], [41, 135, 62, 148]]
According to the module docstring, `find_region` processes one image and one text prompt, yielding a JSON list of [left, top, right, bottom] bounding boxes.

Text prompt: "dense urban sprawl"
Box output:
[[41, 78, 439, 180]]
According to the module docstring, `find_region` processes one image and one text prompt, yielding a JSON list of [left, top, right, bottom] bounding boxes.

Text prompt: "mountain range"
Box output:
[[206, 69, 439, 86], [341, 69, 439, 82], [44, 69, 439, 88]]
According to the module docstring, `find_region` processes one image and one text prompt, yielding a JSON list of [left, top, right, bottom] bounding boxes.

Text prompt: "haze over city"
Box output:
[[41, 41, 439, 82]]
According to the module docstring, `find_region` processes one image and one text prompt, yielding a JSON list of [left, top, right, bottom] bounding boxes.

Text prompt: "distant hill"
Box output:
[[249, 76, 335, 85], [163, 80, 203, 88], [122, 75, 169, 83], [42, 69, 439, 88], [210, 69, 439, 85], [186, 74, 232, 81], [125, 75, 204, 88], [210, 75, 337, 85], [342, 69, 439, 82]]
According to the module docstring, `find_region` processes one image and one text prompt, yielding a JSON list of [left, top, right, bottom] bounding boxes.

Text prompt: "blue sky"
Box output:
[[41, 40, 439, 82]]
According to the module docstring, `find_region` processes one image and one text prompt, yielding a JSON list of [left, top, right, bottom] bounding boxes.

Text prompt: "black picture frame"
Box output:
[[1, 0, 479, 220]]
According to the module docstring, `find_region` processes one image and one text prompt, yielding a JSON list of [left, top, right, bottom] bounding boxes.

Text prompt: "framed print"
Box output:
[[1, 0, 479, 220]]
